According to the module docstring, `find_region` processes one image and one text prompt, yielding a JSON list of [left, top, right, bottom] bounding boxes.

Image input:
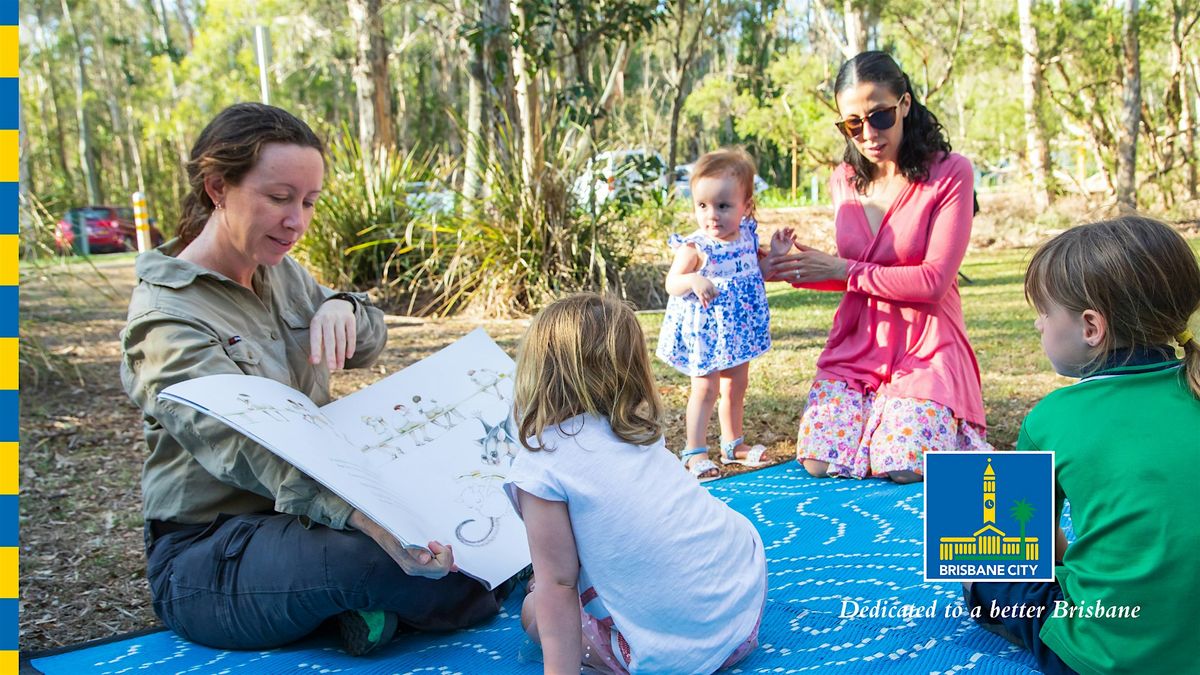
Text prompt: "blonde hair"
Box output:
[[691, 147, 757, 218], [513, 293, 664, 450], [1024, 215, 1200, 398]]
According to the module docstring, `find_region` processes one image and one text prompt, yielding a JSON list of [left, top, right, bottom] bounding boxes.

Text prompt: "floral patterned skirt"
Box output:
[[796, 379, 991, 478], [578, 584, 761, 674]]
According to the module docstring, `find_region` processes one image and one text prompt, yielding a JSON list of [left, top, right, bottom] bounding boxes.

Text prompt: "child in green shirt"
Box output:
[[965, 215, 1200, 675]]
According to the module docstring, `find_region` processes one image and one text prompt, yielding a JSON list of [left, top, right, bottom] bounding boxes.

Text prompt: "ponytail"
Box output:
[[177, 184, 214, 247], [1182, 330, 1200, 399]]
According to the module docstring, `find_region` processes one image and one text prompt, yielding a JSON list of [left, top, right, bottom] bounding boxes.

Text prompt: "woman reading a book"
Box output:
[[120, 103, 509, 656]]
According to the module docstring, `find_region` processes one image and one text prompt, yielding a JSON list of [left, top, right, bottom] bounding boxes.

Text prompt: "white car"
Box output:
[[672, 162, 769, 200], [404, 182, 456, 215], [573, 150, 668, 206]]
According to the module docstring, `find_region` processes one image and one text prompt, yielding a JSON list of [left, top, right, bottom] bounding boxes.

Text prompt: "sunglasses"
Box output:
[[835, 104, 901, 140]]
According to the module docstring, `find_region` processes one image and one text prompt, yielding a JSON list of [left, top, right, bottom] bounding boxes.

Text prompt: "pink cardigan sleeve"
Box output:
[[790, 168, 851, 293], [843, 155, 974, 304], [792, 279, 847, 292]]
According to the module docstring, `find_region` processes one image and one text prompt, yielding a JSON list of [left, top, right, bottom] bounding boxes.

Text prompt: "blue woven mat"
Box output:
[[31, 463, 1057, 674]]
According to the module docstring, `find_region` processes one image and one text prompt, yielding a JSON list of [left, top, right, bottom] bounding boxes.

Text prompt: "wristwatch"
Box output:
[[326, 292, 361, 314]]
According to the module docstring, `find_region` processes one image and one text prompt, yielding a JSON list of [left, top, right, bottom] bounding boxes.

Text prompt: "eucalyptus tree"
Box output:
[[59, 0, 102, 204], [659, 0, 713, 185], [1018, 0, 1051, 209], [1115, 0, 1141, 209], [348, 0, 396, 167]]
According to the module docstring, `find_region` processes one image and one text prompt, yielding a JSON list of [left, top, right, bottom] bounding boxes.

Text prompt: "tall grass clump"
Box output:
[[412, 121, 675, 317], [295, 128, 446, 295], [301, 121, 677, 317]]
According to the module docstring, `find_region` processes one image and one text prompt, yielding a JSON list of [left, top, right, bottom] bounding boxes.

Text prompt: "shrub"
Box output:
[[414, 124, 676, 317], [294, 128, 443, 295]]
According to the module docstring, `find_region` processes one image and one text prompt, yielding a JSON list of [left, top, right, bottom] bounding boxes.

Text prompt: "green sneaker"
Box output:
[[337, 609, 399, 656]]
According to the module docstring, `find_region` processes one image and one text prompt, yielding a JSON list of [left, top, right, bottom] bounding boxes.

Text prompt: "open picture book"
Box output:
[[159, 328, 529, 590]]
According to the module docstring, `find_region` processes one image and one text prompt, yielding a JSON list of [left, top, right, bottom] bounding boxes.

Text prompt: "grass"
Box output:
[[25, 251, 140, 267]]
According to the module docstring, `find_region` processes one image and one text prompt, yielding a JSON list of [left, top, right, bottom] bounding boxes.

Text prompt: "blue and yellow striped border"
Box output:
[[3, 0, 17, 666]]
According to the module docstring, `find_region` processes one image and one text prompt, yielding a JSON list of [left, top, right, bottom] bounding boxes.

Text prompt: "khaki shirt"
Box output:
[[120, 241, 387, 529]]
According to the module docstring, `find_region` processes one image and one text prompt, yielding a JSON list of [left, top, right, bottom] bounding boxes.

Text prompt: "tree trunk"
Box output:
[[436, 30, 461, 158], [370, 6, 395, 153], [591, 41, 629, 140], [489, 0, 517, 181], [348, 0, 395, 169], [1115, 0, 1141, 210], [153, 104, 181, 215], [1185, 58, 1198, 198], [395, 6, 412, 152], [596, 42, 629, 114], [147, 0, 189, 193], [34, 17, 71, 179], [1171, 1, 1198, 199], [511, 0, 542, 187], [843, 0, 868, 54], [91, 17, 131, 194], [460, 0, 504, 202], [61, 0, 102, 204], [154, 0, 176, 58], [463, 42, 487, 201], [665, 0, 710, 184], [174, 0, 195, 51], [126, 104, 147, 197], [1018, 0, 1051, 209]]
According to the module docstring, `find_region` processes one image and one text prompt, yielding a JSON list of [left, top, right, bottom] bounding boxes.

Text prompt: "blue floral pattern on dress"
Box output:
[[656, 217, 772, 376]]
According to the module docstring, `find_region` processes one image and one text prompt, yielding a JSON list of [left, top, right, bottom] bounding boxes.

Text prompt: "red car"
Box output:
[[55, 206, 165, 254]]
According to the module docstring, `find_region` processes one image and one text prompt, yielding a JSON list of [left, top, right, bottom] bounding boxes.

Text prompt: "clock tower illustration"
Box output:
[[983, 457, 996, 524], [938, 457, 1040, 561]]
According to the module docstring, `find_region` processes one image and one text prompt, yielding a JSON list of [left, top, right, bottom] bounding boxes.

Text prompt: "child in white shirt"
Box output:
[[504, 292, 766, 674]]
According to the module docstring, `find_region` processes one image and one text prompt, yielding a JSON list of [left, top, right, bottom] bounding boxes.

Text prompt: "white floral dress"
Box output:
[[656, 218, 771, 376]]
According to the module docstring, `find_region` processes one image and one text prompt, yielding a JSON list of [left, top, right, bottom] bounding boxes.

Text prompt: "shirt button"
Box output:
[[270, 332, 278, 340]]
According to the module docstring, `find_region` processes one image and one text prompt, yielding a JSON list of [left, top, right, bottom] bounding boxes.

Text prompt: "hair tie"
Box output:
[[1177, 329, 1194, 347]]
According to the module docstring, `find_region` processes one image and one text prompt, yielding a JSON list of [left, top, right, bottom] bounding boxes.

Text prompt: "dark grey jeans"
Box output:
[[144, 513, 506, 650]]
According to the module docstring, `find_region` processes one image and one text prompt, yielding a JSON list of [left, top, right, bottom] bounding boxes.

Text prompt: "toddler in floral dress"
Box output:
[[657, 148, 794, 481]]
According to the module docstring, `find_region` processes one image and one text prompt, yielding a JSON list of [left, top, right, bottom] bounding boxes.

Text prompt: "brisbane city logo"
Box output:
[[925, 452, 1055, 582]]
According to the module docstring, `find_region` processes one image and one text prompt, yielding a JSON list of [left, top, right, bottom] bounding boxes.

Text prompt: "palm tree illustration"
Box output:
[[1010, 499, 1035, 557]]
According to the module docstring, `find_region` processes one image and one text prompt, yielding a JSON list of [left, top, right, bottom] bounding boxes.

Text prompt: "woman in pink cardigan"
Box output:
[[764, 52, 990, 483]]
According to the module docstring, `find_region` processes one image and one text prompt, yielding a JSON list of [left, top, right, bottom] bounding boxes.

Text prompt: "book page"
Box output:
[[160, 375, 439, 542], [320, 328, 527, 589], [160, 328, 529, 590]]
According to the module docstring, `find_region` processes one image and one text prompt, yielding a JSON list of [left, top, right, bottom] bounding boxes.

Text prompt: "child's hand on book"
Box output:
[[310, 297, 359, 371]]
